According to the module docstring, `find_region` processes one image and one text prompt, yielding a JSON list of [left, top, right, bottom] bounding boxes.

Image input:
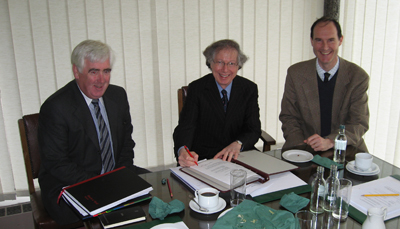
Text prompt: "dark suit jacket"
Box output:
[[279, 57, 369, 152], [173, 74, 261, 160], [38, 80, 143, 225]]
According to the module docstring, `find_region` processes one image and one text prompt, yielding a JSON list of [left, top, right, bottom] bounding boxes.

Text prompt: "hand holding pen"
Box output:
[[178, 146, 198, 167]]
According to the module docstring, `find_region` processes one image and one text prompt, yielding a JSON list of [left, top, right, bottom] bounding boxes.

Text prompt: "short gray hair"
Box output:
[[203, 39, 248, 70], [71, 40, 115, 73]]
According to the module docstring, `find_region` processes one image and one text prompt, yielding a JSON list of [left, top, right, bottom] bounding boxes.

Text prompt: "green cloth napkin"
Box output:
[[279, 192, 309, 213], [213, 199, 296, 229], [311, 155, 344, 169], [148, 197, 185, 220]]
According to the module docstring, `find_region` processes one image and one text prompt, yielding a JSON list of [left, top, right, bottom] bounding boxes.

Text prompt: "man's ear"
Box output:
[[72, 65, 79, 79]]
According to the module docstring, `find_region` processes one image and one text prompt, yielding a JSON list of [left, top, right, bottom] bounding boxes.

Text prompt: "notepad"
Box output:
[[350, 176, 400, 221]]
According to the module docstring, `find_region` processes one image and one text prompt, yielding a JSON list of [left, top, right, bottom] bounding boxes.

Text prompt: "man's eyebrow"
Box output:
[[88, 68, 100, 72]]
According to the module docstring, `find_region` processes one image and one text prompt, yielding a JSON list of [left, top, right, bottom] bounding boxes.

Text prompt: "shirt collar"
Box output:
[[216, 80, 233, 100], [76, 82, 104, 107], [316, 57, 340, 81]]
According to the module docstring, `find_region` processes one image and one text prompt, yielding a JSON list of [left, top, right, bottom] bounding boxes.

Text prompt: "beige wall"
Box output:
[[1, 0, 399, 197]]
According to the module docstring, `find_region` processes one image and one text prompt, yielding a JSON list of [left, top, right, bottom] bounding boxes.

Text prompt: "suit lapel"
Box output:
[[70, 82, 100, 150], [332, 58, 350, 120], [103, 93, 119, 157], [204, 75, 226, 121], [301, 60, 321, 131]]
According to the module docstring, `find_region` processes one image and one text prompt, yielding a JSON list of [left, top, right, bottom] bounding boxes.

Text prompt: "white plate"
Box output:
[[189, 197, 226, 214], [346, 161, 380, 176], [218, 208, 232, 218], [282, 150, 314, 163], [151, 221, 189, 229]]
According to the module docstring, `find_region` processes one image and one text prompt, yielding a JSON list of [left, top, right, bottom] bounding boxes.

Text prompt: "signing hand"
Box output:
[[304, 134, 334, 151], [178, 148, 199, 167], [213, 141, 241, 162]]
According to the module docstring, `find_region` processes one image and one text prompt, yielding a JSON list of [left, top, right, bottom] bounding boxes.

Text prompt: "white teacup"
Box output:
[[355, 153, 373, 171], [195, 187, 220, 209]]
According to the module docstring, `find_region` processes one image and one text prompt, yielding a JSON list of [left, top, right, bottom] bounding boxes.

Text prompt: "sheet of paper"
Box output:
[[350, 176, 400, 220], [248, 171, 307, 197], [170, 166, 210, 191], [189, 159, 260, 186]]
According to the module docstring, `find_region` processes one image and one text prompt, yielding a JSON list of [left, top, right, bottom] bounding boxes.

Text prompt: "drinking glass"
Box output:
[[332, 178, 352, 220], [295, 210, 316, 229], [230, 169, 246, 207]]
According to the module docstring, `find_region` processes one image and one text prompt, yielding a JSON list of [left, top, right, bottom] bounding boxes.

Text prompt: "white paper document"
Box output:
[[247, 171, 307, 197], [350, 176, 400, 220], [171, 166, 306, 197]]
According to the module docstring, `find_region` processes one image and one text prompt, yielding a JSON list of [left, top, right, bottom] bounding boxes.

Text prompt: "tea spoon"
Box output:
[[189, 195, 209, 212]]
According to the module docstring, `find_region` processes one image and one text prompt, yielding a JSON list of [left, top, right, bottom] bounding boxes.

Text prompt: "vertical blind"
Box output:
[[0, 0, 399, 200]]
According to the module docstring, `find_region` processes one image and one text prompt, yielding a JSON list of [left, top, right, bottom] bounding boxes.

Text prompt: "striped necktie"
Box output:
[[221, 89, 228, 112], [92, 99, 114, 173]]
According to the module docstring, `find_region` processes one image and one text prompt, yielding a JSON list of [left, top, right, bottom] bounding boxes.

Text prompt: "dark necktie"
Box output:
[[324, 72, 330, 83], [221, 89, 228, 112], [92, 99, 114, 173]]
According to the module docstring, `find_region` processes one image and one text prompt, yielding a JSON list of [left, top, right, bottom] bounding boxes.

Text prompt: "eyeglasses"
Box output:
[[212, 60, 238, 69]]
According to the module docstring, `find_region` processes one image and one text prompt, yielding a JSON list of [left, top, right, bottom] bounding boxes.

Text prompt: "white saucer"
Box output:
[[282, 150, 314, 163], [346, 161, 380, 176], [218, 208, 232, 218], [189, 197, 226, 214], [151, 222, 189, 229]]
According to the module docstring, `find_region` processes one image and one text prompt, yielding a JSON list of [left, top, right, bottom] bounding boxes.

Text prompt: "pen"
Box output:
[[362, 194, 399, 197], [167, 178, 173, 198], [184, 145, 198, 166]]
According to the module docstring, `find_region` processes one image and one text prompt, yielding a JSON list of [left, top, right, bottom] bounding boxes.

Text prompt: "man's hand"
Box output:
[[304, 134, 334, 151], [178, 148, 199, 167], [214, 141, 241, 162]]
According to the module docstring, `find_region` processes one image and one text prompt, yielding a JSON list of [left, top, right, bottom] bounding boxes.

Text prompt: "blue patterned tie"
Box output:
[[221, 89, 228, 112], [92, 99, 114, 173]]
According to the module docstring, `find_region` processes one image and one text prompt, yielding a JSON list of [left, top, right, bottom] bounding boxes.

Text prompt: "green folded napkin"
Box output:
[[148, 197, 185, 220], [311, 155, 344, 169], [213, 199, 296, 229], [279, 192, 309, 214]]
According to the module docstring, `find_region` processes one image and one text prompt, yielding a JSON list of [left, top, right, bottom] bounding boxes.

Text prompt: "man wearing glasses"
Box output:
[[173, 39, 261, 167]]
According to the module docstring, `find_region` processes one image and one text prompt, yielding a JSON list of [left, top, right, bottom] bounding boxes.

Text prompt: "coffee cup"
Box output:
[[195, 187, 220, 209], [355, 153, 373, 171]]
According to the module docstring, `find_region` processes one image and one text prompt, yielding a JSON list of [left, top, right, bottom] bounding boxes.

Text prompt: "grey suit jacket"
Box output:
[[173, 74, 261, 160], [279, 57, 369, 152], [38, 80, 139, 225]]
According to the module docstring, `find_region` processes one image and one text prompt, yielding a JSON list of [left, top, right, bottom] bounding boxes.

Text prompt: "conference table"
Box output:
[[86, 146, 400, 229]]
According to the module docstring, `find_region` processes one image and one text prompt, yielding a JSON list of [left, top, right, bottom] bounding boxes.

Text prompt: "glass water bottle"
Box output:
[[310, 166, 326, 214], [333, 125, 347, 163], [323, 165, 340, 212]]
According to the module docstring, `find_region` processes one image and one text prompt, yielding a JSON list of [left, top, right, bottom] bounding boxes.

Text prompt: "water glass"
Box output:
[[295, 210, 316, 229], [230, 169, 246, 207], [332, 178, 352, 220]]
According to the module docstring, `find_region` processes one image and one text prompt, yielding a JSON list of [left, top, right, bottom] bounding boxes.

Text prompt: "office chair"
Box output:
[[177, 86, 276, 151], [18, 113, 84, 229]]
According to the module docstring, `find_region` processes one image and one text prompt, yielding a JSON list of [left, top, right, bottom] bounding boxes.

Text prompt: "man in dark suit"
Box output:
[[173, 39, 261, 167], [279, 17, 369, 152], [38, 40, 149, 225]]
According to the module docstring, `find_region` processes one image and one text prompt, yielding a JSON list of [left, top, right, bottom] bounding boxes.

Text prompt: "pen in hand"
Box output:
[[184, 145, 198, 166]]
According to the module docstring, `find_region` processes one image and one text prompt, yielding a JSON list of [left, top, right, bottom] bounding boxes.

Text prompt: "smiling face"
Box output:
[[210, 48, 239, 89], [311, 21, 343, 71], [73, 58, 111, 99]]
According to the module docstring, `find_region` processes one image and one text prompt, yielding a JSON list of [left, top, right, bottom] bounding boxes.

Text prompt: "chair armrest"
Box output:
[[260, 129, 276, 152]]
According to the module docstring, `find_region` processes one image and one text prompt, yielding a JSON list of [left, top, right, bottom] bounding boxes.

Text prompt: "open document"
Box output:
[[171, 165, 306, 197], [350, 176, 400, 220]]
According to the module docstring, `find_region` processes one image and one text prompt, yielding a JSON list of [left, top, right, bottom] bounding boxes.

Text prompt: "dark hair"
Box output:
[[203, 39, 248, 70], [310, 17, 342, 39]]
